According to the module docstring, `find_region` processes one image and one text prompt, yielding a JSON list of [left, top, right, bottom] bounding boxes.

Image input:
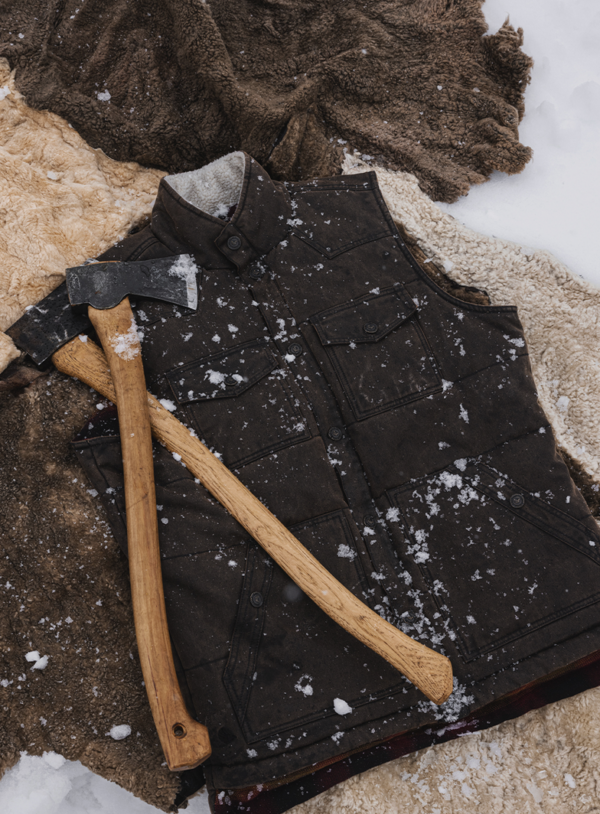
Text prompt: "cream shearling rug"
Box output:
[[0, 58, 164, 373], [1, 64, 600, 811]]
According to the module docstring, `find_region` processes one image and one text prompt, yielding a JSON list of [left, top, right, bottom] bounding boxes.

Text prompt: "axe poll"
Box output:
[[7, 259, 453, 725]]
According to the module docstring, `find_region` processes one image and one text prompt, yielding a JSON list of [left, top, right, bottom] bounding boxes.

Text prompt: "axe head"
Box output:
[[6, 255, 199, 365], [66, 255, 198, 312]]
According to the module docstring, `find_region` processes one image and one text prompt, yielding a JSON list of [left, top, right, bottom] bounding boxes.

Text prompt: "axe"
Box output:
[[8, 263, 453, 735], [9, 258, 211, 771]]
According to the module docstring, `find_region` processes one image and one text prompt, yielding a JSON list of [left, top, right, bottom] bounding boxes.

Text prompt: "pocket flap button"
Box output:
[[224, 375, 238, 387], [363, 322, 379, 334], [510, 493, 525, 508]]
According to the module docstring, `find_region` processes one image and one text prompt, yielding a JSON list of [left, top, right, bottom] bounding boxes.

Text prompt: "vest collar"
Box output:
[[151, 152, 292, 271]]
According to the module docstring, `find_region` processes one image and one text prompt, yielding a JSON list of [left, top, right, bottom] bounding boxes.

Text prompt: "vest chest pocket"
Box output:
[[166, 339, 311, 468], [311, 283, 442, 420]]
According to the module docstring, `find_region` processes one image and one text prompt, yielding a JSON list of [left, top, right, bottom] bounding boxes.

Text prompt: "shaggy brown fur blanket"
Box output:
[[0, 376, 182, 811], [0, 0, 532, 202]]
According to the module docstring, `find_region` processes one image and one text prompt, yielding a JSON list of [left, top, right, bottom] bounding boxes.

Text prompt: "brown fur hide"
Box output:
[[0, 0, 532, 202], [0, 374, 181, 811]]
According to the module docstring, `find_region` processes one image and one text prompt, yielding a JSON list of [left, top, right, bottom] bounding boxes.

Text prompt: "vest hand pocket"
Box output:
[[388, 460, 600, 663]]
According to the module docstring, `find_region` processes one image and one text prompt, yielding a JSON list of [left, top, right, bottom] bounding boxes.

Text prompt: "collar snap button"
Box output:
[[364, 322, 379, 334], [227, 235, 242, 250]]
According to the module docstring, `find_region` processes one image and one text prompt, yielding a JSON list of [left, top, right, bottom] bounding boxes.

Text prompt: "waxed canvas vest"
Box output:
[[75, 153, 600, 792]]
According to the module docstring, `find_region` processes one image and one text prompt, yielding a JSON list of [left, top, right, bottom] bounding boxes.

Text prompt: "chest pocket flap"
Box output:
[[167, 341, 277, 404], [310, 284, 440, 420], [312, 283, 417, 345], [166, 340, 311, 468]]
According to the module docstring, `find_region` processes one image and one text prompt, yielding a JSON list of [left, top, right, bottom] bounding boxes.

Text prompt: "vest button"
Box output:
[[227, 235, 242, 250], [224, 375, 237, 387], [287, 342, 303, 356], [510, 493, 525, 508], [364, 322, 379, 334], [328, 426, 343, 441], [249, 266, 263, 280], [364, 514, 376, 526], [250, 591, 263, 608]]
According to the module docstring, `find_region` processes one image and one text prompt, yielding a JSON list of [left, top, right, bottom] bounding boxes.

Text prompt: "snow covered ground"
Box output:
[[1, 0, 599, 811]]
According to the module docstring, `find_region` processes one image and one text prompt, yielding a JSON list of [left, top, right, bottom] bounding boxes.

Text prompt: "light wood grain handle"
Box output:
[[54, 335, 453, 706], [82, 301, 211, 771]]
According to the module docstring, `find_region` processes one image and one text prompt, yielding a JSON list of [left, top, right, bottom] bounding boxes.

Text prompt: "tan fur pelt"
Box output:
[[293, 684, 600, 814], [344, 155, 600, 486], [0, 58, 164, 373]]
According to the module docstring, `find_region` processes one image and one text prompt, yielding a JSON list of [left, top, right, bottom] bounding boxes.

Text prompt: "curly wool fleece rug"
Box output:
[[1, 71, 600, 812], [0, 0, 531, 202]]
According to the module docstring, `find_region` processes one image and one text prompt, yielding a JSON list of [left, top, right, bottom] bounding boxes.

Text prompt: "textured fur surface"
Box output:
[[0, 0, 532, 202], [0, 59, 164, 373]]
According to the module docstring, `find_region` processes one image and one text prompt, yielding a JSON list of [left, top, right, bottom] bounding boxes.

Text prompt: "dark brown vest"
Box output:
[[75, 154, 600, 791]]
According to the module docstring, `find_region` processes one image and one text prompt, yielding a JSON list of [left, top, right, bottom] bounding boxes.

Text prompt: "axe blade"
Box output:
[[6, 282, 90, 365], [66, 255, 199, 312]]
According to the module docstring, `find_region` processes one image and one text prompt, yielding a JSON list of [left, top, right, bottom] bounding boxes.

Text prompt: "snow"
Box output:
[[2, 1, 599, 810], [438, 0, 600, 287], [333, 698, 353, 715], [109, 318, 140, 360], [0, 753, 211, 814], [158, 398, 176, 412], [107, 725, 131, 741]]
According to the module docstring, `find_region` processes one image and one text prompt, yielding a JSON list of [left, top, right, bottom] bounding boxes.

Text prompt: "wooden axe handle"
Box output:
[[54, 334, 453, 706], [83, 300, 211, 771]]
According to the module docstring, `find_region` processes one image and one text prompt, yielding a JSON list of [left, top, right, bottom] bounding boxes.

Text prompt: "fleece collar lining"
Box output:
[[164, 152, 245, 220]]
